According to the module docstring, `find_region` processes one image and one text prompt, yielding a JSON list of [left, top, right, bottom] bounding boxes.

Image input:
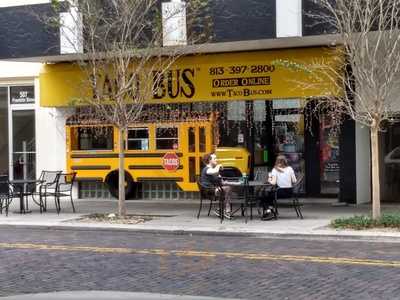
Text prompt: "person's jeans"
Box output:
[[261, 187, 293, 210], [216, 186, 232, 213]]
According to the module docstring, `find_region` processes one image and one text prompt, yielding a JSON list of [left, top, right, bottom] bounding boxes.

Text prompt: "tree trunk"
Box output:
[[370, 125, 381, 219], [118, 127, 127, 217]]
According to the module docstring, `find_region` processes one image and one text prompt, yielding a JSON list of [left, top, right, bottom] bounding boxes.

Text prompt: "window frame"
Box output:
[[71, 126, 114, 152], [127, 127, 150, 151], [155, 126, 179, 150]]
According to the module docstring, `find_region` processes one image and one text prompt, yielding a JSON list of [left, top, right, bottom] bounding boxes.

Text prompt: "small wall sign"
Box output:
[[10, 86, 35, 104]]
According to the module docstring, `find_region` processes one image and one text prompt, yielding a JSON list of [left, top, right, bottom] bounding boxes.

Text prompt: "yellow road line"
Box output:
[[0, 242, 399, 268]]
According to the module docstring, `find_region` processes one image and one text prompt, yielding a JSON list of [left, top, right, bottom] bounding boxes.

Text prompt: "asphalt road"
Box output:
[[0, 227, 400, 300]]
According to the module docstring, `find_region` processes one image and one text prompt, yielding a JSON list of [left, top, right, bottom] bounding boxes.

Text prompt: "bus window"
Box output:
[[72, 127, 113, 151], [188, 127, 195, 152], [127, 128, 149, 150], [199, 127, 206, 152], [189, 157, 196, 182], [156, 127, 178, 150]]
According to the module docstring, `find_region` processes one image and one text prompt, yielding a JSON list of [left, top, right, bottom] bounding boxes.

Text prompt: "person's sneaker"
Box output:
[[224, 212, 233, 220], [213, 209, 221, 217], [261, 209, 274, 221]]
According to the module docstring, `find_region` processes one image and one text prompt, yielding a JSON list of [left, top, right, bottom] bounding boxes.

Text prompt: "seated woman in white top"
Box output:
[[261, 155, 297, 220], [269, 155, 297, 190]]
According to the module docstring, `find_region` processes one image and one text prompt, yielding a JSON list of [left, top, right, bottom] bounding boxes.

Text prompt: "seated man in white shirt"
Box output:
[[261, 155, 297, 220], [199, 153, 233, 219]]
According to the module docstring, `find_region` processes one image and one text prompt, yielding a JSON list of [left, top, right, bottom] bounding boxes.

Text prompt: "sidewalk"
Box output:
[[1, 197, 400, 241]]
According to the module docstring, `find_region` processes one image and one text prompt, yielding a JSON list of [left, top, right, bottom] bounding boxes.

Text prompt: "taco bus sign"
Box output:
[[162, 152, 180, 172]]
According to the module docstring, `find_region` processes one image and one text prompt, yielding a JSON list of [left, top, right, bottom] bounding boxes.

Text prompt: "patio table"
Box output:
[[9, 179, 43, 214], [223, 180, 275, 221]]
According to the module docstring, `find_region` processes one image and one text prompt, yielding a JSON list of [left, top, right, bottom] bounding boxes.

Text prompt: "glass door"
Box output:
[[319, 116, 340, 194], [11, 110, 36, 180]]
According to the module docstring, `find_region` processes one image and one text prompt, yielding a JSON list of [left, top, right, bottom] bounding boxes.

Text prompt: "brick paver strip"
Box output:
[[1, 228, 400, 299]]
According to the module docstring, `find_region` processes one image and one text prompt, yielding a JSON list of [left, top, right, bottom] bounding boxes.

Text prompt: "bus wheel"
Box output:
[[105, 170, 135, 199]]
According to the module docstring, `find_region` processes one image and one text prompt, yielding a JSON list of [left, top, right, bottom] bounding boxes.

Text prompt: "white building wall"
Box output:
[[0, 0, 49, 7], [35, 103, 71, 174], [0, 62, 42, 78], [0, 62, 71, 191], [276, 0, 302, 37]]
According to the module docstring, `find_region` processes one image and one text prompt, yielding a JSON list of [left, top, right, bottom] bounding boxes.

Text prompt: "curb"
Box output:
[[0, 291, 239, 300], [3, 223, 400, 243]]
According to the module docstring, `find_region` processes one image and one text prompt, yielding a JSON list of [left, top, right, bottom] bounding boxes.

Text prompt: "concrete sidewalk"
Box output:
[[1, 197, 400, 240]]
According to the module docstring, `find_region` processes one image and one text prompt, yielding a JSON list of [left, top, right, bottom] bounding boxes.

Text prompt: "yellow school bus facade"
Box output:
[[66, 118, 250, 198]]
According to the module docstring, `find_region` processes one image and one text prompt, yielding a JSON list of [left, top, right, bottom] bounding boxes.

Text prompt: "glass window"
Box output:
[[188, 127, 195, 152], [10, 86, 34, 104], [319, 116, 340, 194], [127, 128, 149, 150], [72, 127, 113, 151], [382, 123, 400, 202], [0, 88, 9, 176], [12, 110, 36, 180], [199, 127, 206, 152], [156, 127, 178, 150], [272, 100, 305, 193]]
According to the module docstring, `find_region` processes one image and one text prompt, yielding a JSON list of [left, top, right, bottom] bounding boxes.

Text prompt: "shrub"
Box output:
[[379, 212, 400, 227], [331, 215, 375, 230], [331, 212, 400, 230]]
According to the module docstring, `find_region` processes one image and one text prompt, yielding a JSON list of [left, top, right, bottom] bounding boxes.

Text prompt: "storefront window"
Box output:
[[272, 99, 305, 192], [253, 101, 268, 167], [382, 124, 400, 202], [219, 101, 247, 147], [0, 88, 9, 176], [127, 128, 149, 150], [156, 127, 178, 150]]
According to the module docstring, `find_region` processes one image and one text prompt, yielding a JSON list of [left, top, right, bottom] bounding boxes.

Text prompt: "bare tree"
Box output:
[[277, 0, 400, 219], [50, 0, 211, 216]]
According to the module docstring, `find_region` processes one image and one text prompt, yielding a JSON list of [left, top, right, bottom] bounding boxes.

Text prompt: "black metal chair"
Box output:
[[54, 172, 77, 214], [197, 179, 217, 218], [32, 171, 62, 213], [0, 176, 14, 216], [275, 174, 304, 219], [252, 169, 271, 217], [196, 179, 225, 222]]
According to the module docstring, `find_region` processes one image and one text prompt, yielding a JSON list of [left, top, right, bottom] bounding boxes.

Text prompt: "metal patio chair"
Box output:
[[0, 176, 14, 216], [275, 174, 304, 219], [54, 172, 77, 214], [32, 170, 62, 213], [196, 178, 225, 222]]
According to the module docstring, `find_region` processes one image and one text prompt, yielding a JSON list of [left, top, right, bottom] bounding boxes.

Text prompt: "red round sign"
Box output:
[[162, 152, 180, 172]]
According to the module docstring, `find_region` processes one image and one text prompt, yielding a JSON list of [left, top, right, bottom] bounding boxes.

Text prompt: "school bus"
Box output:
[[66, 117, 250, 198]]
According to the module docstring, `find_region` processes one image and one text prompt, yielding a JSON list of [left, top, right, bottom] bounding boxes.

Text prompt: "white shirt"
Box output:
[[271, 166, 297, 188]]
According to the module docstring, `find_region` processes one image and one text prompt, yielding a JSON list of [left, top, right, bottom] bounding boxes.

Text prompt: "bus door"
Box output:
[[186, 122, 212, 184]]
